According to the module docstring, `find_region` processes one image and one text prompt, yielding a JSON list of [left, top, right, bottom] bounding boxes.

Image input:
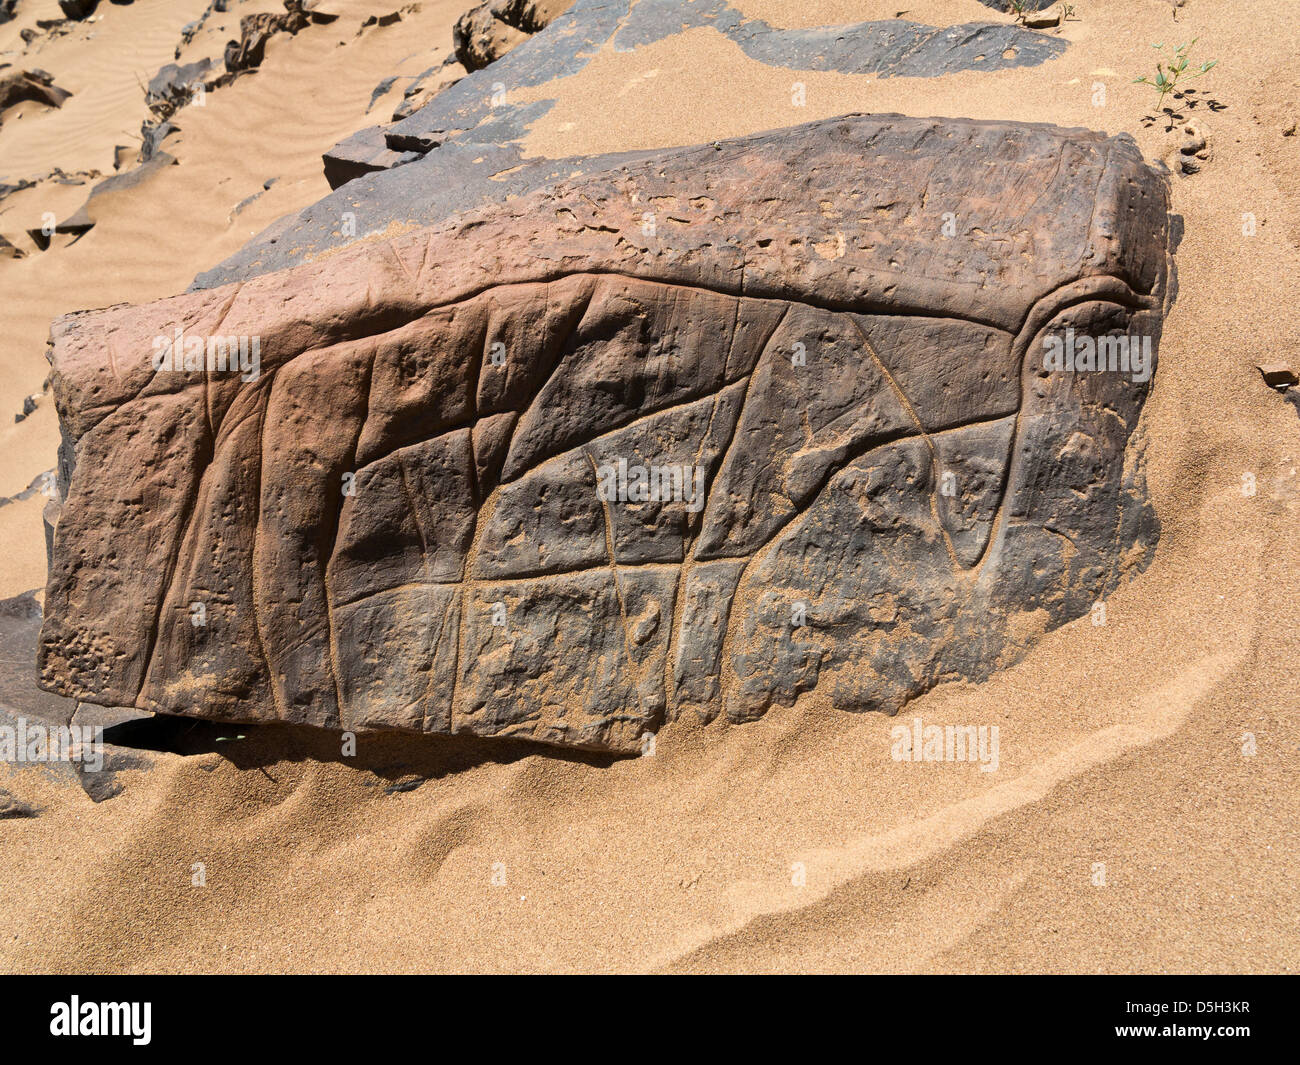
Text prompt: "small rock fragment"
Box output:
[[1257, 363, 1298, 390], [0, 69, 74, 124], [0, 787, 39, 819]]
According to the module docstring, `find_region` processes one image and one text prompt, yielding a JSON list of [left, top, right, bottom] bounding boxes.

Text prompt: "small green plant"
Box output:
[[1007, 0, 1029, 21], [1060, 3, 1077, 20], [1134, 39, 1217, 114]]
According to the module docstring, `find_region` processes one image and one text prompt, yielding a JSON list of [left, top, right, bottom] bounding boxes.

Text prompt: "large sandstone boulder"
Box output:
[[38, 114, 1175, 753]]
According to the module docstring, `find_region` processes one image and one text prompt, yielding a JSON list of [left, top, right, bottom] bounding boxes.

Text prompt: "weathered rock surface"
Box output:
[[308, 0, 1067, 212], [453, 0, 572, 72], [232, 0, 1071, 281], [145, 58, 215, 120], [1, 590, 153, 804], [40, 114, 1175, 753], [223, 0, 338, 75], [977, 0, 1057, 10]]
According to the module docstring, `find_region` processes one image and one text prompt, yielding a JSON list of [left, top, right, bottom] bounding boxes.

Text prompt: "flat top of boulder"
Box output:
[[71, 113, 1170, 419]]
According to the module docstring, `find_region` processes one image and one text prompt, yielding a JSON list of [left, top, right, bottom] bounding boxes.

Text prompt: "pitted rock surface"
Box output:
[[40, 114, 1175, 753]]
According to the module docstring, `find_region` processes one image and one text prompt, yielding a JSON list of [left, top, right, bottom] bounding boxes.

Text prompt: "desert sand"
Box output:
[[1, 0, 1297, 973]]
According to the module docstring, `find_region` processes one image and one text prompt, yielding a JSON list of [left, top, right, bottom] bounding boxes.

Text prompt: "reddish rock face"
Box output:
[[38, 114, 1176, 753]]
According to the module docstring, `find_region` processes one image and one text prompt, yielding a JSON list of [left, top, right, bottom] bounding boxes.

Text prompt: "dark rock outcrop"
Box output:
[[177, 1, 230, 61], [28, 152, 175, 249], [250, 0, 1068, 280], [56, 0, 140, 18], [224, 0, 337, 75], [977, 0, 1057, 10], [366, 0, 1066, 162], [453, 0, 573, 72], [39, 114, 1174, 754], [0, 69, 73, 124], [386, 0, 1068, 157], [146, 58, 215, 120], [57, 0, 99, 18]]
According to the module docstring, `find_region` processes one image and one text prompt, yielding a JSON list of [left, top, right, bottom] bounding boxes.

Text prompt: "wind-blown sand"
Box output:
[[1, 0, 1297, 972]]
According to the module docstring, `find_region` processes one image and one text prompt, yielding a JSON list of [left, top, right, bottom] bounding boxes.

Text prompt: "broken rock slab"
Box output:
[[225, 0, 1070, 282], [976, 0, 1056, 10], [356, 0, 1069, 160], [40, 114, 1175, 754], [224, 0, 338, 75], [0, 68, 73, 124], [1, 591, 155, 803], [27, 151, 176, 249], [386, 0, 1069, 152]]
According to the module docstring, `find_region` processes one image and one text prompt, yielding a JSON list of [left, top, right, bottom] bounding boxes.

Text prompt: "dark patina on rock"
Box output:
[[212, 0, 1070, 286], [40, 114, 1175, 753]]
